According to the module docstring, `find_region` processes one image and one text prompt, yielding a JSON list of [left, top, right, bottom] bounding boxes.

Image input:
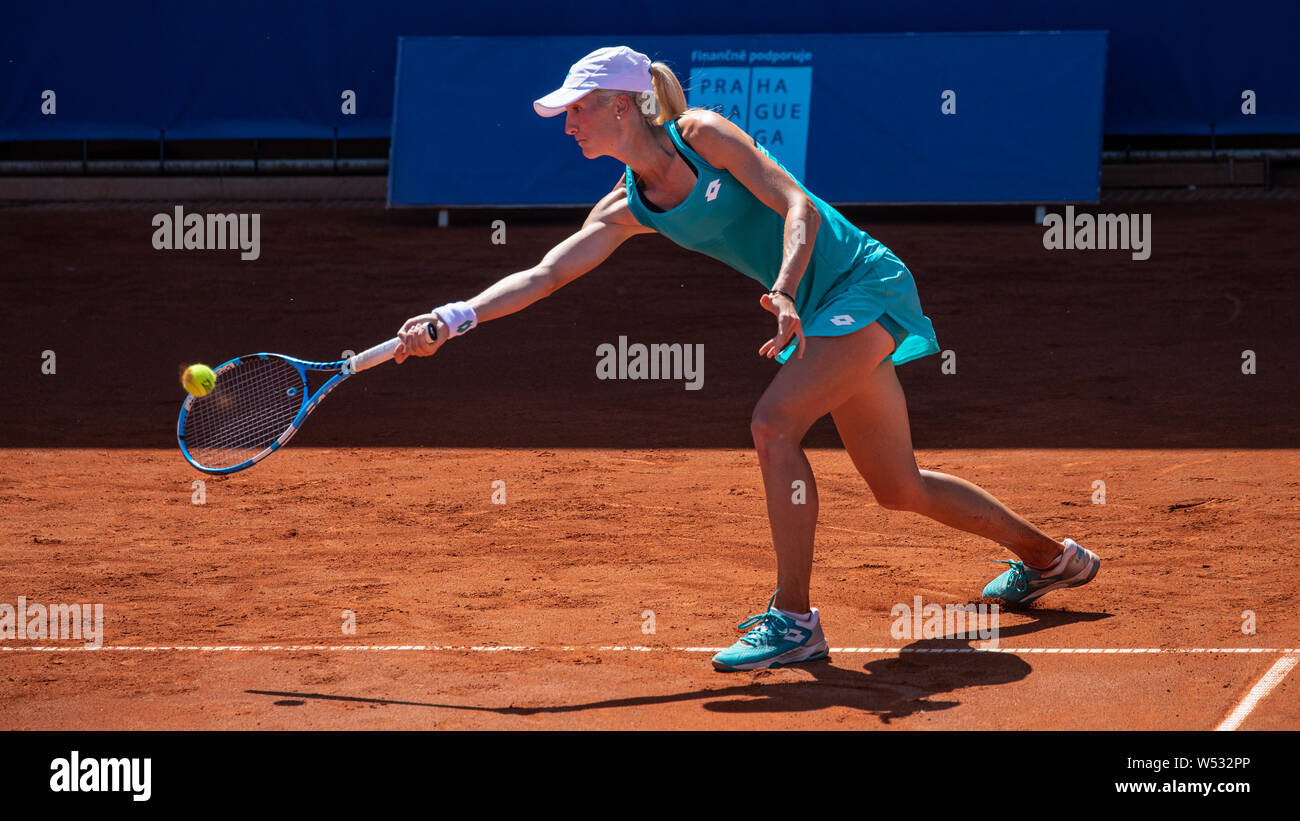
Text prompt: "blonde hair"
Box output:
[[594, 60, 694, 127]]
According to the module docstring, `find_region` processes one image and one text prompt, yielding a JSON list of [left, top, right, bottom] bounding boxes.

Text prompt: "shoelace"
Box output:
[[990, 559, 1029, 593], [734, 610, 792, 647]]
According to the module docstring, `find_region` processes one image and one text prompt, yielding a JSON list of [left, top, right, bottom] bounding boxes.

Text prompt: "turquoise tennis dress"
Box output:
[[624, 117, 939, 367]]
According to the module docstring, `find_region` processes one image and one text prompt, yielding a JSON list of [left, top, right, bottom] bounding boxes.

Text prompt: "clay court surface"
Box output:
[[2, 198, 1298, 729]]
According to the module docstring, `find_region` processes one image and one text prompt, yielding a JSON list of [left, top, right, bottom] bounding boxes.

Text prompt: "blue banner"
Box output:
[[389, 32, 1107, 206]]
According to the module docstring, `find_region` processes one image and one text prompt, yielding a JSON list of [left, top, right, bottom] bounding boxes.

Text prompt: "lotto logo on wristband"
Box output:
[[433, 301, 478, 337]]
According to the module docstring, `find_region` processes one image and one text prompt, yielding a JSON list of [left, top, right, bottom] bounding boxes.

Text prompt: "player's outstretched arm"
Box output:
[[395, 184, 653, 362], [470, 214, 650, 322]]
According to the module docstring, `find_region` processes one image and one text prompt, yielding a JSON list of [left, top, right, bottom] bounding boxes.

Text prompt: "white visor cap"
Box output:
[[533, 46, 654, 117]]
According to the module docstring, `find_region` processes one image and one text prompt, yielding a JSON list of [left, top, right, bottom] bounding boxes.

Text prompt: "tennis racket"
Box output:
[[177, 323, 435, 474]]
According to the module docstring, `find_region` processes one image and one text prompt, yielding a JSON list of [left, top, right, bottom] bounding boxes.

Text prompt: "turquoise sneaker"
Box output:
[[982, 538, 1101, 605], [711, 591, 830, 672]]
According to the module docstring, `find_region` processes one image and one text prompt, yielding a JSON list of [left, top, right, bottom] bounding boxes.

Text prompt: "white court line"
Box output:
[[1215, 653, 1299, 731], [1, 645, 1297, 654]]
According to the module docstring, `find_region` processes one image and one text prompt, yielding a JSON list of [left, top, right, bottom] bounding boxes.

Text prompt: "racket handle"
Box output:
[[347, 322, 436, 373]]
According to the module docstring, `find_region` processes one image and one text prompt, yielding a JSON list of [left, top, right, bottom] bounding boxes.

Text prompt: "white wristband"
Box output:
[[432, 301, 477, 337]]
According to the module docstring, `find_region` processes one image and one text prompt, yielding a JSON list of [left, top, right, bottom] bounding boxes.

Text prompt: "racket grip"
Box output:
[[347, 322, 436, 373]]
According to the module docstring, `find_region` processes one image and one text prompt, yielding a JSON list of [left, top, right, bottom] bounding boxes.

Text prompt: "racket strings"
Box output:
[[183, 358, 306, 469]]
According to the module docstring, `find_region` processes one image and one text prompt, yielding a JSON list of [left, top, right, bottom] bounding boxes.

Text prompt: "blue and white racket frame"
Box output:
[[177, 326, 428, 475]]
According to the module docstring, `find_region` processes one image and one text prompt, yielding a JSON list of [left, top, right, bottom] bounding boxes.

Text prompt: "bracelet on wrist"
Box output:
[[768, 289, 795, 303]]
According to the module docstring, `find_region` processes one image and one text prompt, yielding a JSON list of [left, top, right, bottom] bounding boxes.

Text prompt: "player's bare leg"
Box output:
[[750, 322, 901, 613], [829, 354, 1065, 568]]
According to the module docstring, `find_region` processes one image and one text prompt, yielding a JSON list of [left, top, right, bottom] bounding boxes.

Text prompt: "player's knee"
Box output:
[[750, 407, 798, 457], [872, 481, 927, 512]]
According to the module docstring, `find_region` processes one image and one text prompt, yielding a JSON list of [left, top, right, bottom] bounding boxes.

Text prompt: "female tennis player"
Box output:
[[392, 46, 1101, 672]]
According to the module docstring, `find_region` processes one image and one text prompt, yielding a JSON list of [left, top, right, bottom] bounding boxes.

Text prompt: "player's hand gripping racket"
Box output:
[[177, 323, 436, 474]]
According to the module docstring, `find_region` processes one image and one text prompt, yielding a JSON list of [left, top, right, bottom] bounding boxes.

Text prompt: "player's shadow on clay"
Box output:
[[247, 609, 1109, 723], [695, 608, 1110, 723], [705, 609, 1111, 723]]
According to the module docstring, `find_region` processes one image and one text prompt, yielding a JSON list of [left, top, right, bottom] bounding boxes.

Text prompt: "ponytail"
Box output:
[[646, 61, 688, 125], [594, 59, 696, 127]]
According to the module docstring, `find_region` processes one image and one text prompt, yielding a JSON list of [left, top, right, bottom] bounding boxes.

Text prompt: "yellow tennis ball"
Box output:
[[182, 364, 216, 397]]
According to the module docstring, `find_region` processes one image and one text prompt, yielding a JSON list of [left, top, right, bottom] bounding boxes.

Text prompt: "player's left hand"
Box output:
[[758, 292, 805, 359]]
